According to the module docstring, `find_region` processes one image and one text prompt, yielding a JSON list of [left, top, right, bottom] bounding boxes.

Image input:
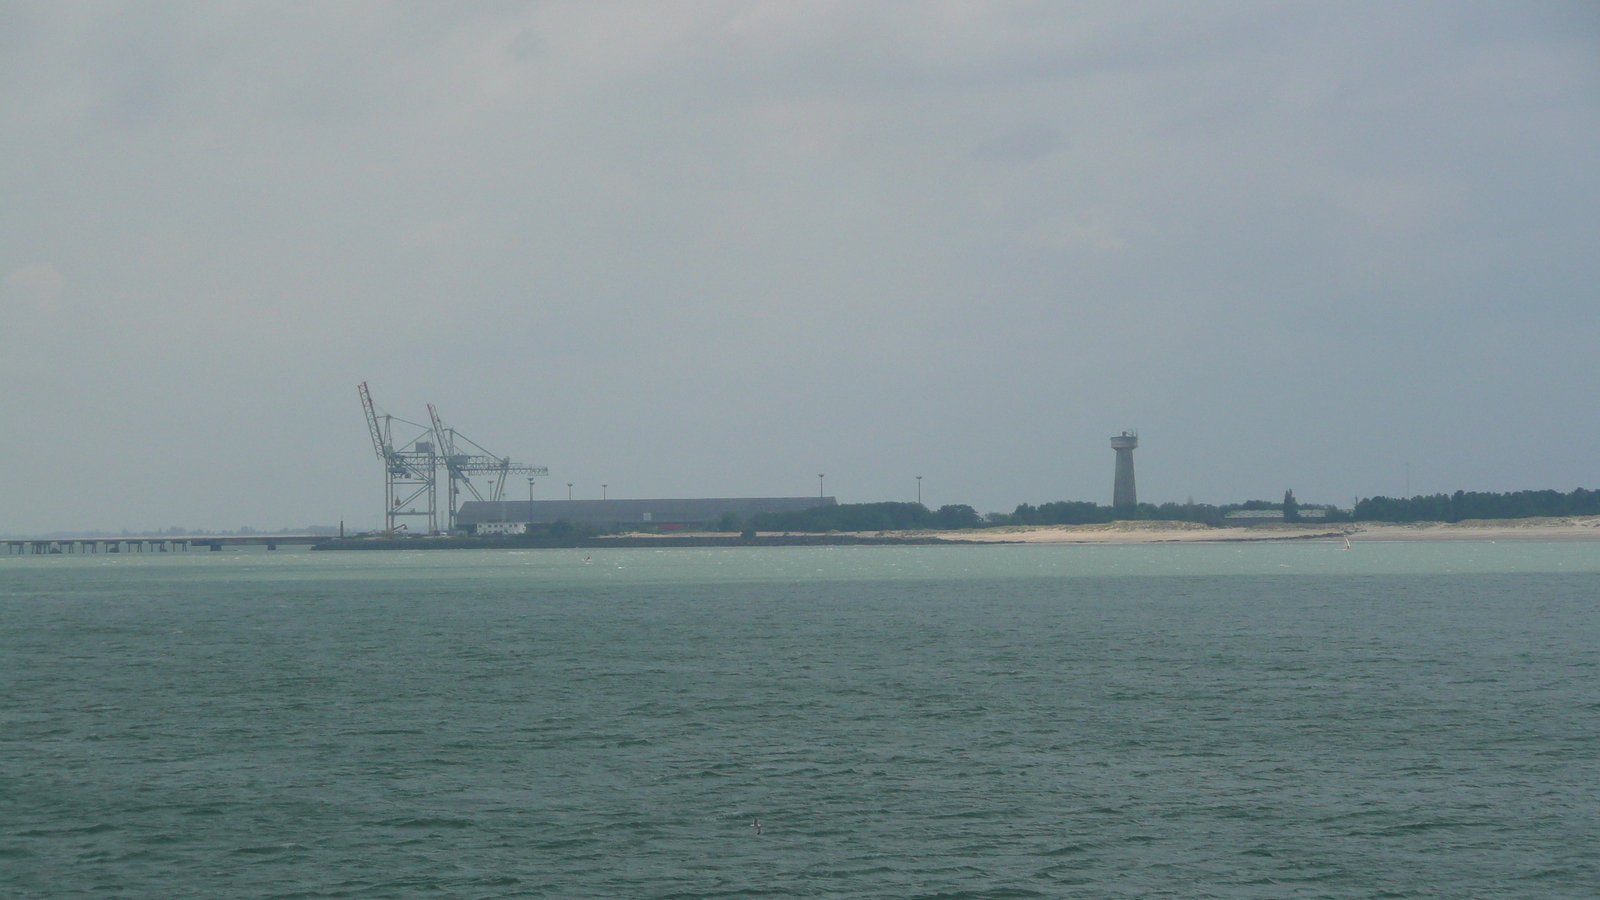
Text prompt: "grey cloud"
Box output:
[[508, 28, 546, 62], [971, 124, 1059, 163], [1, 1, 1596, 533]]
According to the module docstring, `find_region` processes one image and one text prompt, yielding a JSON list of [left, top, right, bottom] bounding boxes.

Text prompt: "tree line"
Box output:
[[722, 486, 1600, 533], [1352, 488, 1600, 523], [741, 499, 1246, 532]]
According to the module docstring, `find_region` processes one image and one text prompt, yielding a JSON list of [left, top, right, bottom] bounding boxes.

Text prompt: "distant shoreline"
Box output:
[[309, 516, 1600, 550], [311, 533, 987, 551], [902, 516, 1600, 544]]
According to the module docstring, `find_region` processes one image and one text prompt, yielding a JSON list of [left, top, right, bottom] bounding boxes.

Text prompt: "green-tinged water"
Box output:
[[3, 543, 1598, 898]]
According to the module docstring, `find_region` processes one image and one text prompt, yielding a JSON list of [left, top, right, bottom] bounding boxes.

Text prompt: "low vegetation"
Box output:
[[1352, 488, 1600, 523]]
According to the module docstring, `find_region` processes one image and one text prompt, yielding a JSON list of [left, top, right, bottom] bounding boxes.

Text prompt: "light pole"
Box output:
[[528, 477, 535, 528], [916, 475, 923, 506], [567, 483, 573, 501], [602, 484, 608, 501], [818, 474, 824, 500]]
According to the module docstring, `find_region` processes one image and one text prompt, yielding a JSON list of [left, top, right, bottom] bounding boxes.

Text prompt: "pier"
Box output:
[[2, 534, 333, 555]]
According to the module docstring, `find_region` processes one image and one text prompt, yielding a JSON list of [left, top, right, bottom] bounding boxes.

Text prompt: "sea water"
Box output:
[[2, 542, 1597, 898]]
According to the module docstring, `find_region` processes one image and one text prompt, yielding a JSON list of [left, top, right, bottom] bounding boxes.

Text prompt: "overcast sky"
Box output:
[[3, 1, 1597, 533]]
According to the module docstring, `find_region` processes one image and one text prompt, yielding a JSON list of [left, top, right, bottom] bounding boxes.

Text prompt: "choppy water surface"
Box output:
[[3, 543, 1598, 898]]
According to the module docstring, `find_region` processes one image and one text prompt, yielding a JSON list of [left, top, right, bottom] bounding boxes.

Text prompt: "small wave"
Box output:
[[377, 817, 477, 829], [1371, 819, 1479, 836], [230, 844, 300, 855], [353, 728, 426, 736], [15, 822, 114, 837], [908, 883, 1043, 890]]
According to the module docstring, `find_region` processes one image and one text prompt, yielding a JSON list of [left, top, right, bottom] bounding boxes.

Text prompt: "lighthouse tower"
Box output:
[[1110, 431, 1138, 507]]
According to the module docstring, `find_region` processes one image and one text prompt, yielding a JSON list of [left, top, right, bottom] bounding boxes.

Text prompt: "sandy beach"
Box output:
[[863, 516, 1600, 544]]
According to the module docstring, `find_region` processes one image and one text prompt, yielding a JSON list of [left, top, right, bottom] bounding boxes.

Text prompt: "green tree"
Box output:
[[933, 504, 982, 529]]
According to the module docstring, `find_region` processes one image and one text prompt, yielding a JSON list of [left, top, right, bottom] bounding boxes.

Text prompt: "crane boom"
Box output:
[[427, 404, 451, 457], [358, 382, 388, 459]]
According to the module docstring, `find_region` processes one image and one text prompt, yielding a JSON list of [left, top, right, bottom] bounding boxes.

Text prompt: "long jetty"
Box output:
[[2, 534, 333, 555]]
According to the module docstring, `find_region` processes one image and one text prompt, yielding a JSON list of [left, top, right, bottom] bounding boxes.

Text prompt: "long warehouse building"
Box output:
[[455, 496, 835, 532]]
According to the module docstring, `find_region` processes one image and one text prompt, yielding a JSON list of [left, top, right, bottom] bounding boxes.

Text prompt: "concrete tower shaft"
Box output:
[[1110, 432, 1138, 507]]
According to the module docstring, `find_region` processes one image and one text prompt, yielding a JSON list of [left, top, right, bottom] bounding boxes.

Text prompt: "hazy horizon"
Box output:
[[4, 2, 1598, 534]]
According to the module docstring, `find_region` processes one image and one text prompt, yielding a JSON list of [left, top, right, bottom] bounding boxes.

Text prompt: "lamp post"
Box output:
[[602, 484, 608, 501], [916, 475, 923, 506], [818, 474, 824, 500], [528, 477, 535, 530], [567, 483, 573, 501]]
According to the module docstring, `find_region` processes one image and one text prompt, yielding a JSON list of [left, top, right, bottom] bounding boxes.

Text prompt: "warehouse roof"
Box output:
[[455, 496, 835, 528]]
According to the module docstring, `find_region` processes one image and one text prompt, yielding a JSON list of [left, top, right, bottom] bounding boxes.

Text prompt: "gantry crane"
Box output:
[[358, 382, 439, 533], [428, 403, 549, 531]]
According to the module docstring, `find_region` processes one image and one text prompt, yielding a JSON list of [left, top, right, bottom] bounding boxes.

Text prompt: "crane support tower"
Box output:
[[1110, 431, 1138, 507], [428, 403, 549, 531], [359, 382, 440, 532]]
